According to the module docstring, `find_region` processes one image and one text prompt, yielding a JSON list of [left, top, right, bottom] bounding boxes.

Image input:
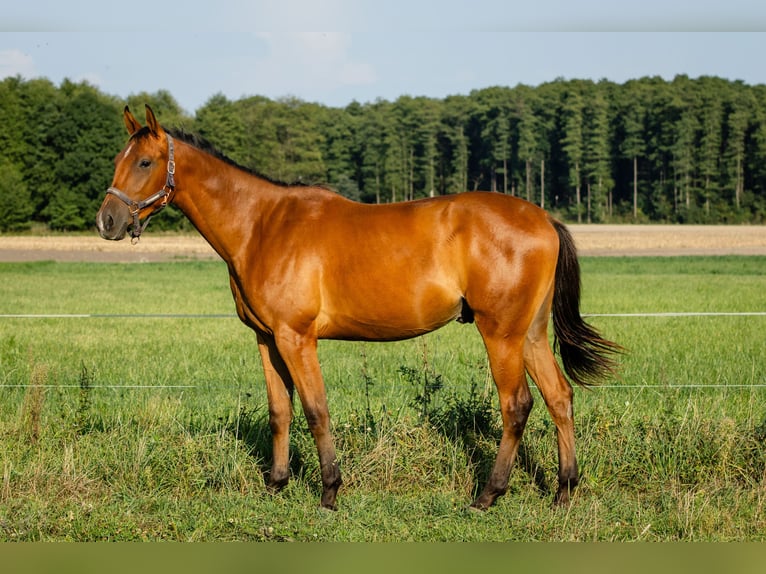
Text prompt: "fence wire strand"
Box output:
[[1, 312, 765, 319], [1, 312, 762, 391]]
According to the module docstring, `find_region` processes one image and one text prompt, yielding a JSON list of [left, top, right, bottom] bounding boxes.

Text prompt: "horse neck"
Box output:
[[169, 141, 276, 263]]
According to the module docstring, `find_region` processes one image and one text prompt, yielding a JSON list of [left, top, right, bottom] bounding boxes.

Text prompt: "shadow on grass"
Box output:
[[429, 387, 554, 502], [221, 389, 557, 504], [224, 403, 316, 495]]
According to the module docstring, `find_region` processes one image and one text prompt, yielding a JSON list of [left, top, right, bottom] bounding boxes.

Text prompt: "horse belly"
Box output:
[[316, 282, 463, 342]]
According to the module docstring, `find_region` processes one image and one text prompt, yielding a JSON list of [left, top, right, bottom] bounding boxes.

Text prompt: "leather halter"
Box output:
[[105, 134, 176, 242]]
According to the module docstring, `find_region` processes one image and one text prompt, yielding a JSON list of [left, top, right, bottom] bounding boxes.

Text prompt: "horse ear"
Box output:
[[123, 106, 142, 135], [145, 104, 163, 137]]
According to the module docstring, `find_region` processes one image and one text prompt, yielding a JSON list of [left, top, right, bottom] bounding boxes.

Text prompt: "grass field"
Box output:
[[0, 256, 765, 541]]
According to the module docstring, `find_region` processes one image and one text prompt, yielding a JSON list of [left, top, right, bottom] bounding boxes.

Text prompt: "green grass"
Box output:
[[1, 257, 765, 541]]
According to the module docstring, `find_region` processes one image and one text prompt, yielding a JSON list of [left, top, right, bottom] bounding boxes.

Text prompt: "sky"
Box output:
[[3, 1, 766, 114]]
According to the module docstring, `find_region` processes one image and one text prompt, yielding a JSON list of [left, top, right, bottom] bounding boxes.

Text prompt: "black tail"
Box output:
[[551, 219, 622, 387]]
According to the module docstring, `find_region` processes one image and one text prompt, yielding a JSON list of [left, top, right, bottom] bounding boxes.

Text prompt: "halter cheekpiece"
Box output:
[[105, 134, 176, 243]]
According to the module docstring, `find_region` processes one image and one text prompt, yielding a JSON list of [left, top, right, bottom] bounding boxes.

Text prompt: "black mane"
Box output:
[[139, 126, 316, 188]]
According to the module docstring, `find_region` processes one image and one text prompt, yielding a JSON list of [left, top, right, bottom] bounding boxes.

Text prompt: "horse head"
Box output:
[[96, 105, 175, 241]]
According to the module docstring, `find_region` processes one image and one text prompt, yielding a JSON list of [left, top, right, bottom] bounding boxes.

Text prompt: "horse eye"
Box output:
[[139, 159, 152, 168]]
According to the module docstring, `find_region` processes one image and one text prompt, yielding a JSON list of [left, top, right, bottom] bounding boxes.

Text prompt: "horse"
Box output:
[[96, 105, 620, 511]]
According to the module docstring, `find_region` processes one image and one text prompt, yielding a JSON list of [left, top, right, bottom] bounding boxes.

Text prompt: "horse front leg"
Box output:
[[275, 329, 342, 510], [257, 332, 295, 493]]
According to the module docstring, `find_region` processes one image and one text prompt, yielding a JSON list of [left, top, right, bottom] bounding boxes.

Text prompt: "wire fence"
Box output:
[[1, 312, 763, 391], [586, 312, 766, 317], [1, 311, 765, 319], [0, 313, 237, 319]]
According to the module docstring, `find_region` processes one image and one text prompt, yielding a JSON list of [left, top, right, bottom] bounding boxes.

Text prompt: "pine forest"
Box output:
[[2, 74, 766, 232]]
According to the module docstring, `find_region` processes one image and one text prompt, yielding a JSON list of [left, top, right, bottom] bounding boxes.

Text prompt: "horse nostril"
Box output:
[[97, 203, 129, 241], [96, 210, 114, 235]]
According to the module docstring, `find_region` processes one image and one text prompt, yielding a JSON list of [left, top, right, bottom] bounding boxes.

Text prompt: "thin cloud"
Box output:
[[249, 0, 358, 31], [75, 71, 103, 88], [0, 49, 36, 79], [255, 32, 377, 94]]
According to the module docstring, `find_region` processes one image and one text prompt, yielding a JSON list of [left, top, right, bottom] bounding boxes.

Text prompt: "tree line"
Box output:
[[2, 73, 766, 232]]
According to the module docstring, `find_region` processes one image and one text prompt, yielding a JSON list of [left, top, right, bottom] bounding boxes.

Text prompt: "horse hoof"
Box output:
[[553, 491, 572, 508], [468, 497, 492, 512], [266, 477, 289, 494]]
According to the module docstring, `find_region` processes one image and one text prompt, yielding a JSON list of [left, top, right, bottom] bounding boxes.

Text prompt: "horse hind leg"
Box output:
[[523, 314, 579, 506], [470, 331, 532, 510]]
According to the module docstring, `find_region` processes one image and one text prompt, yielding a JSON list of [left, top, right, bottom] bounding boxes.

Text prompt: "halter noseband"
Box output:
[[105, 134, 176, 242]]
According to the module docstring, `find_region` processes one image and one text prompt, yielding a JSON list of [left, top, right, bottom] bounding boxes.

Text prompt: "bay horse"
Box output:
[[96, 105, 620, 511]]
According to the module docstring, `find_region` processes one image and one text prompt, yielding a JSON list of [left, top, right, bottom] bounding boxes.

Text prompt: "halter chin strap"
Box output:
[[106, 134, 176, 243]]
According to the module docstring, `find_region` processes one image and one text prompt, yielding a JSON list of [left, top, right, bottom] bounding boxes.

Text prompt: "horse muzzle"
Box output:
[[96, 198, 131, 241]]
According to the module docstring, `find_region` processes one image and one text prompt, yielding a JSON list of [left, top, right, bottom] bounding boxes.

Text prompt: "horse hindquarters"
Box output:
[[465, 231, 559, 509], [521, 218, 621, 506]]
